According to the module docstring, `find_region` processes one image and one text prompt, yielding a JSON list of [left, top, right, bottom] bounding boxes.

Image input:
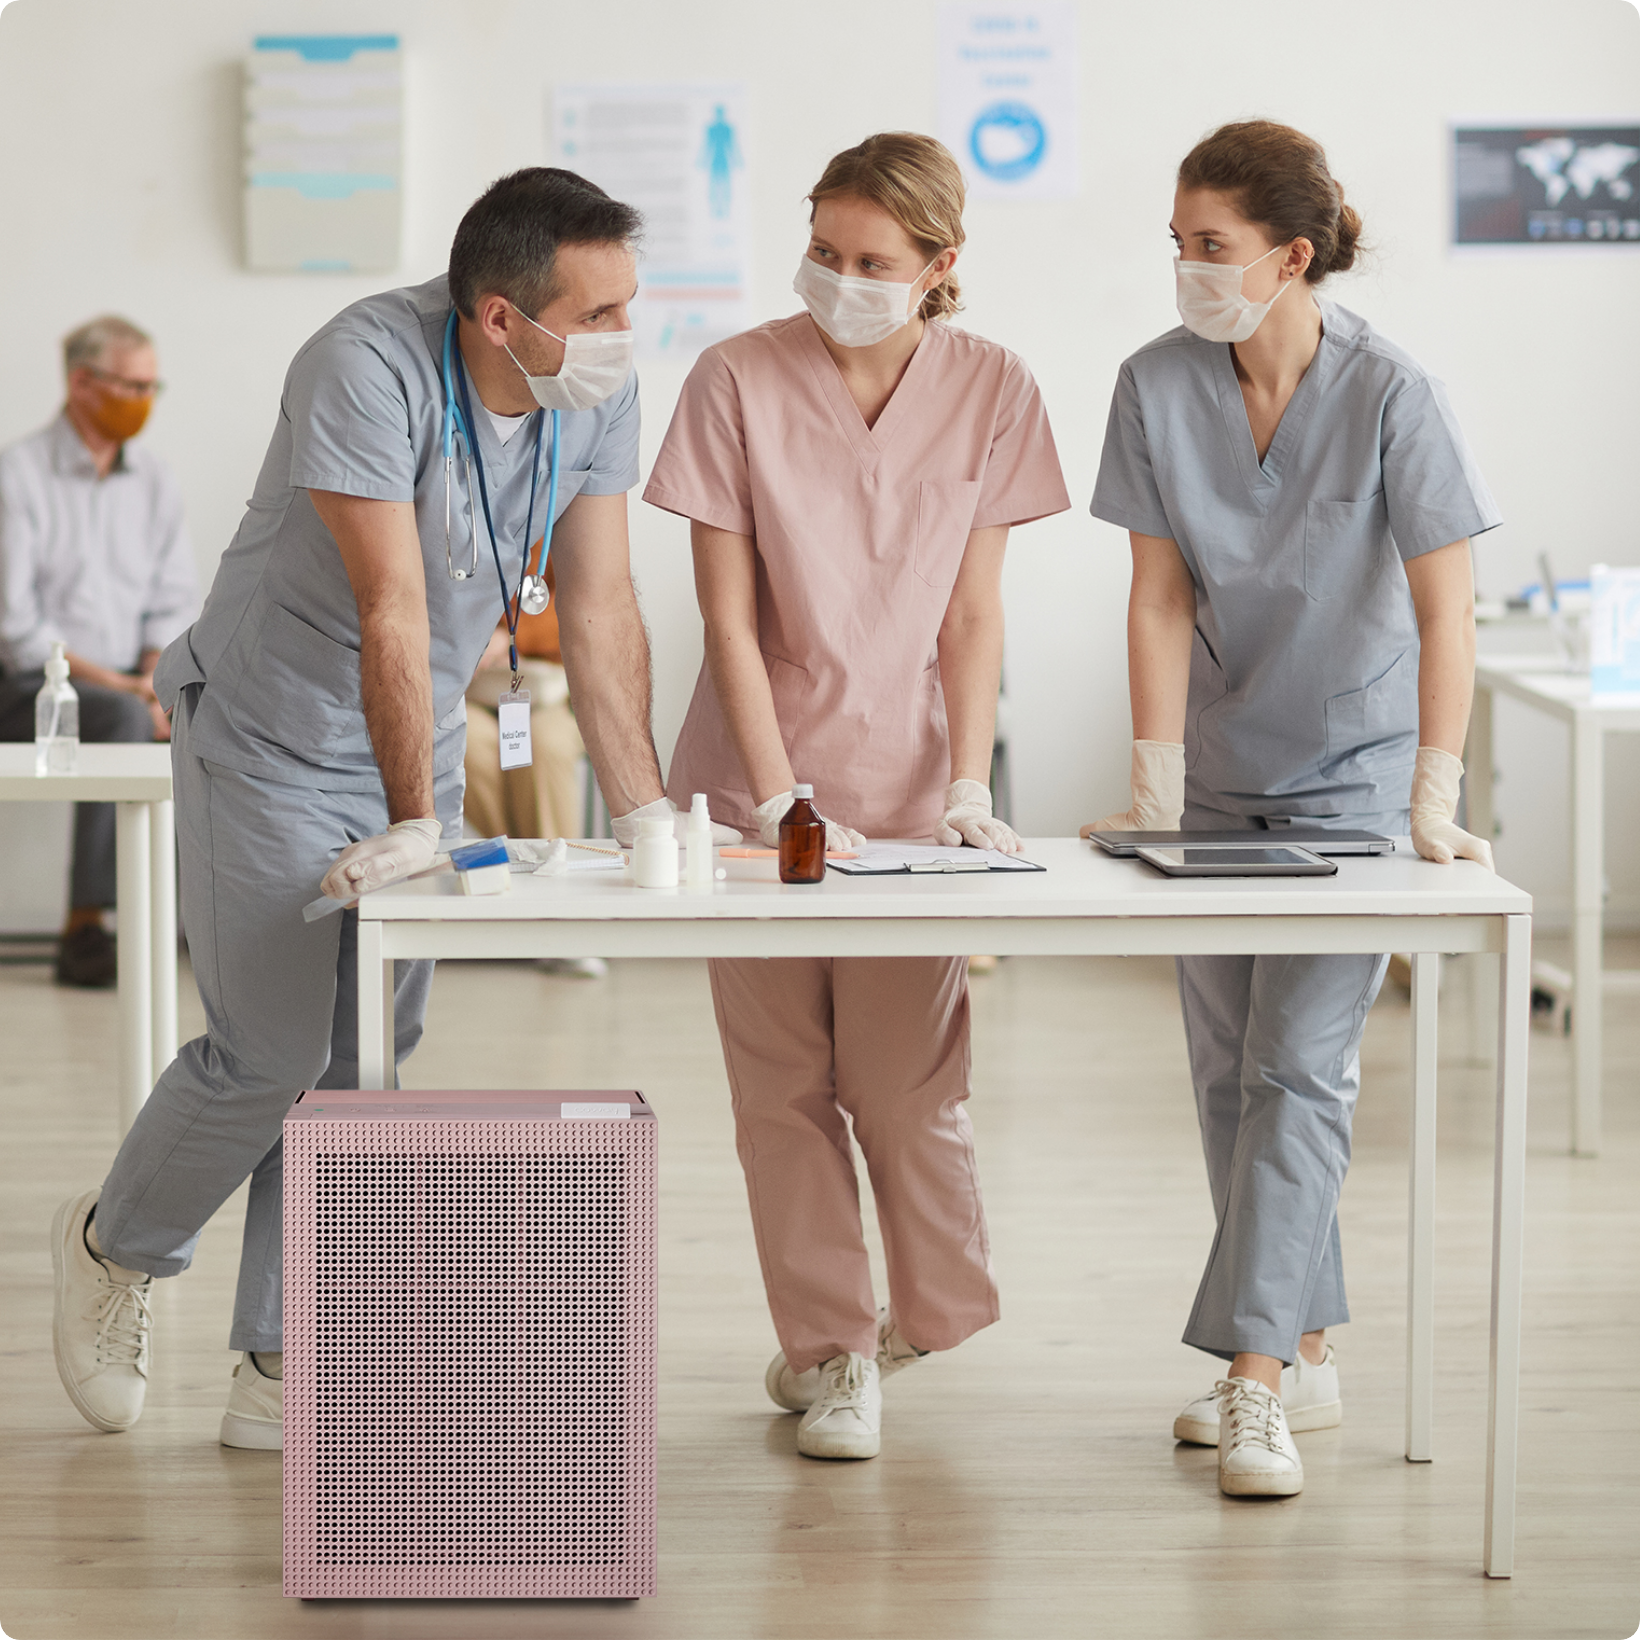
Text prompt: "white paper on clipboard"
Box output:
[[827, 844, 1044, 875]]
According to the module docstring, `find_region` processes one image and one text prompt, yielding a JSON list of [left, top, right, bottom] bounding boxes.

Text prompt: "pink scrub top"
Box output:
[[646, 314, 1070, 839]]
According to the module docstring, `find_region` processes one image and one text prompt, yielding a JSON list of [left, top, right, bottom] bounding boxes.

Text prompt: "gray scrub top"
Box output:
[[155, 273, 640, 792], [1090, 300, 1501, 818]]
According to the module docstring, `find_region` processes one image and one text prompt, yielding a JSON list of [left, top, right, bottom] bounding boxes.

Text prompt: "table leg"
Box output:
[[1570, 713, 1603, 1157], [357, 917, 387, 1090], [1484, 913, 1531, 1578], [149, 799, 177, 1081], [1406, 952, 1438, 1463], [1464, 686, 1498, 1065], [114, 802, 153, 1132]]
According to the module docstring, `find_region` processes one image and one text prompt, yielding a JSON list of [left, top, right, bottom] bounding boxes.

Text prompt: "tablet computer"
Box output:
[[1092, 828, 1393, 857], [1135, 844, 1339, 878]]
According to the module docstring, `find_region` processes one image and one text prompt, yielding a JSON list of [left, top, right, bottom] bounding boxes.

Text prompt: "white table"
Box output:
[[354, 839, 1531, 1577], [1470, 658, 1640, 1156], [0, 744, 177, 1129]]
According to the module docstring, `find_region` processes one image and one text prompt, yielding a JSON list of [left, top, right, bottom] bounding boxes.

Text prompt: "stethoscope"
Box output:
[[440, 309, 560, 676]]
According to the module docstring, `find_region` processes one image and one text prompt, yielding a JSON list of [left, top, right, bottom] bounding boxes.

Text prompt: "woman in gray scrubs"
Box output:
[[1087, 120, 1500, 1499]]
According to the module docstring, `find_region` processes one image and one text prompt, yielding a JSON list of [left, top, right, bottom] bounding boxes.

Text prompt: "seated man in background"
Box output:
[[465, 560, 605, 978], [0, 316, 198, 986]]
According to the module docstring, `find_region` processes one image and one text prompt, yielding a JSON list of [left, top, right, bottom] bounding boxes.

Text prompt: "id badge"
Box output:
[[497, 688, 532, 771]]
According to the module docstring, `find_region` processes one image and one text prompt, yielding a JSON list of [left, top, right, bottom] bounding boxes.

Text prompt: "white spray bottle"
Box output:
[[686, 792, 715, 892]]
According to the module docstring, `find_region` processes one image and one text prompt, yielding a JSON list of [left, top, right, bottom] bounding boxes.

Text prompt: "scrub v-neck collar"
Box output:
[[797, 313, 938, 476], [1213, 306, 1334, 497]]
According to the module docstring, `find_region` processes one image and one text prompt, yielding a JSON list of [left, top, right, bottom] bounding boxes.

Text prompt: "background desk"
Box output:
[[356, 838, 1532, 1578], [1470, 659, 1640, 1156], [0, 744, 176, 1129]]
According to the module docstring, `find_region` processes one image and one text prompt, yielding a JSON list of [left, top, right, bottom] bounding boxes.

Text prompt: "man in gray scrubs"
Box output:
[[49, 168, 712, 1447]]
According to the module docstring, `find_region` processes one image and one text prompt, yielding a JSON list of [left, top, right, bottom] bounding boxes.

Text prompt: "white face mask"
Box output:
[[1174, 242, 1291, 344], [506, 303, 634, 412], [792, 254, 941, 348]]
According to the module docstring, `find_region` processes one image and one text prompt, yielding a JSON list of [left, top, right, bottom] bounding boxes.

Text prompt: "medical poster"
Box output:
[[243, 34, 402, 272], [553, 84, 750, 360], [937, 3, 1078, 202], [1591, 565, 1640, 703], [1453, 125, 1640, 244]]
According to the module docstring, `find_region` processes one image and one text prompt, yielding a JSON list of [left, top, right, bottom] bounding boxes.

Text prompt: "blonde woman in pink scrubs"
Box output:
[[646, 132, 1069, 1461]]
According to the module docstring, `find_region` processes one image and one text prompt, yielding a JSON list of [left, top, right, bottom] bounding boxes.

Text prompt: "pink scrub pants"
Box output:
[[708, 954, 1000, 1374]]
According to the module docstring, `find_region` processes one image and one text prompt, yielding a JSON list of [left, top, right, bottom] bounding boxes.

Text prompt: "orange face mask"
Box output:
[[86, 385, 153, 443]]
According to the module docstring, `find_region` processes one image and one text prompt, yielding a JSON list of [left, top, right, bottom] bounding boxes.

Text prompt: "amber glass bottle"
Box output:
[[778, 784, 826, 884]]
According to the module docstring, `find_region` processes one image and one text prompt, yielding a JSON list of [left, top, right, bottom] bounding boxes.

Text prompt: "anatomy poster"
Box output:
[[1453, 125, 1640, 244], [553, 85, 749, 359]]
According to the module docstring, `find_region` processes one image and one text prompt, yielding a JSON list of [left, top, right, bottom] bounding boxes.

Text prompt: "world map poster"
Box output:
[[1454, 125, 1640, 244]]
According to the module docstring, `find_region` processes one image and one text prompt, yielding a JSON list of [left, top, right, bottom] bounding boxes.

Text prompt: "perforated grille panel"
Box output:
[[283, 1097, 656, 1599]]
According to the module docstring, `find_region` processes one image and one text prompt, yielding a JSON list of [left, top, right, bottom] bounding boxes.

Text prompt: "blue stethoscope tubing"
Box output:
[[441, 308, 559, 674]]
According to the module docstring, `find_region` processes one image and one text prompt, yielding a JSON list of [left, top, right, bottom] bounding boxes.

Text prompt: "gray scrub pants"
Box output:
[[0, 670, 157, 907], [1177, 806, 1406, 1365], [91, 685, 462, 1352]]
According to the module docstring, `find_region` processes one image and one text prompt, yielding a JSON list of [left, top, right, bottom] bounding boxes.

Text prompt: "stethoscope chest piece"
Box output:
[[519, 574, 550, 616]]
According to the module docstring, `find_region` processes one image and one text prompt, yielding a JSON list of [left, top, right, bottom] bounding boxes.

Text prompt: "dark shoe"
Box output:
[[56, 924, 117, 988]]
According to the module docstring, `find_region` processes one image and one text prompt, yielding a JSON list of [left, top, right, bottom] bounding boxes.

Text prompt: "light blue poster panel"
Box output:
[[244, 35, 401, 273]]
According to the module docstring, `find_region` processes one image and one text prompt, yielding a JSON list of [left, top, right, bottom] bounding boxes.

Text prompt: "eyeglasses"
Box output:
[[85, 366, 165, 399]]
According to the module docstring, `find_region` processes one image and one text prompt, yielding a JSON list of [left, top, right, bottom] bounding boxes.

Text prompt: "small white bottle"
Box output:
[[34, 640, 79, 777], [632, 815, 679, 888], [686, 792, 714, 892]]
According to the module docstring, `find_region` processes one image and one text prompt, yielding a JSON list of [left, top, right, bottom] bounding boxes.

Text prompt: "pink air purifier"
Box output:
[[282, 1089, 656, 1599]]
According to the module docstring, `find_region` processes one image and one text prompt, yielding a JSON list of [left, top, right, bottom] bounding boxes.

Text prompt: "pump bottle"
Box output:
[[778, 784, 826, 884], [34, 640, 79, 776]]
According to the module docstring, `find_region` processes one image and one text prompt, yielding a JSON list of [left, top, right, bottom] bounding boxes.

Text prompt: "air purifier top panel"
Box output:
[[286, 1089, 653, 1123]]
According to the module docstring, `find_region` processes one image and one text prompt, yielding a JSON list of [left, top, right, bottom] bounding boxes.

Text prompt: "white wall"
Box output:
[[1, 0, 1636, 929]]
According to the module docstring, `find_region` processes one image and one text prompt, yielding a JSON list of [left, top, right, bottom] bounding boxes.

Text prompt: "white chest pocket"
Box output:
[[1304, 491, 1389, 602]]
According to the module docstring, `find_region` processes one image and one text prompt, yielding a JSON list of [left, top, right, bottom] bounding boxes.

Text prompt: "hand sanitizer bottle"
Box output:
[[34, 641, 79, 776], [686, 793, 715, 892]]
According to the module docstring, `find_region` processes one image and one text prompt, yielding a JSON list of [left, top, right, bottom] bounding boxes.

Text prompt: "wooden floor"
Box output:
[[2, 943, 1636, 1640]]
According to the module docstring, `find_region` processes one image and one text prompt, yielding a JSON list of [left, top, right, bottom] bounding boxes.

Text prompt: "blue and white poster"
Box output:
[[244, 35, 402, 273], [554, 84, 749, 360], [938, 4, 1078, 202]]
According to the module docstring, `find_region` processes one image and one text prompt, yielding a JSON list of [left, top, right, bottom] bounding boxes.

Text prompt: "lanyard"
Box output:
[[442, 309, 560, 681]]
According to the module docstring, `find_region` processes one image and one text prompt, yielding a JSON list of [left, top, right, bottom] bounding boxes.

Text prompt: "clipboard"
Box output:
[[826, 844, 1045, 876]]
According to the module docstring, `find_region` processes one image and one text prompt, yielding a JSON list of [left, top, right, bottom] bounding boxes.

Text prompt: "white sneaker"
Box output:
[[220, 1353, 284, 1450], [51, 1189, 153, 1433], [1217, 1377, 1303, 1497], [797, 1353, 881, 1460], [765, 1307, 927, 1412], [1174, 1343, 1342, 1446]]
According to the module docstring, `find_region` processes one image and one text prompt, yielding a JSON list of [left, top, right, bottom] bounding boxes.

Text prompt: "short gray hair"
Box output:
[[63, 315, 153, 375]]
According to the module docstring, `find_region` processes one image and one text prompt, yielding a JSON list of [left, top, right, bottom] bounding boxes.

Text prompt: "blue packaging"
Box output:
[[449, 836, 509, 872]]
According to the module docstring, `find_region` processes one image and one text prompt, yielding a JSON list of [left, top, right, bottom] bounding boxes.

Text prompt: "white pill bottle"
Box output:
[[632, 815, 679, 888]]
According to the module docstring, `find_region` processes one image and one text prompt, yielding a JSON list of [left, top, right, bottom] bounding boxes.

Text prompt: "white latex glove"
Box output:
[[320, 817, 443, 903], [611, 796, 741, 848], [932, 779, 1022, 853], [1409, 746, 1495, 870], [752, 790, 867, 854], [1080, 740, 1187, 836]]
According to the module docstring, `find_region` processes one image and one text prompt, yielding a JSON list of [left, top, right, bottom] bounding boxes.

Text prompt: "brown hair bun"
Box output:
[[1179, 120, 1365, 283]]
